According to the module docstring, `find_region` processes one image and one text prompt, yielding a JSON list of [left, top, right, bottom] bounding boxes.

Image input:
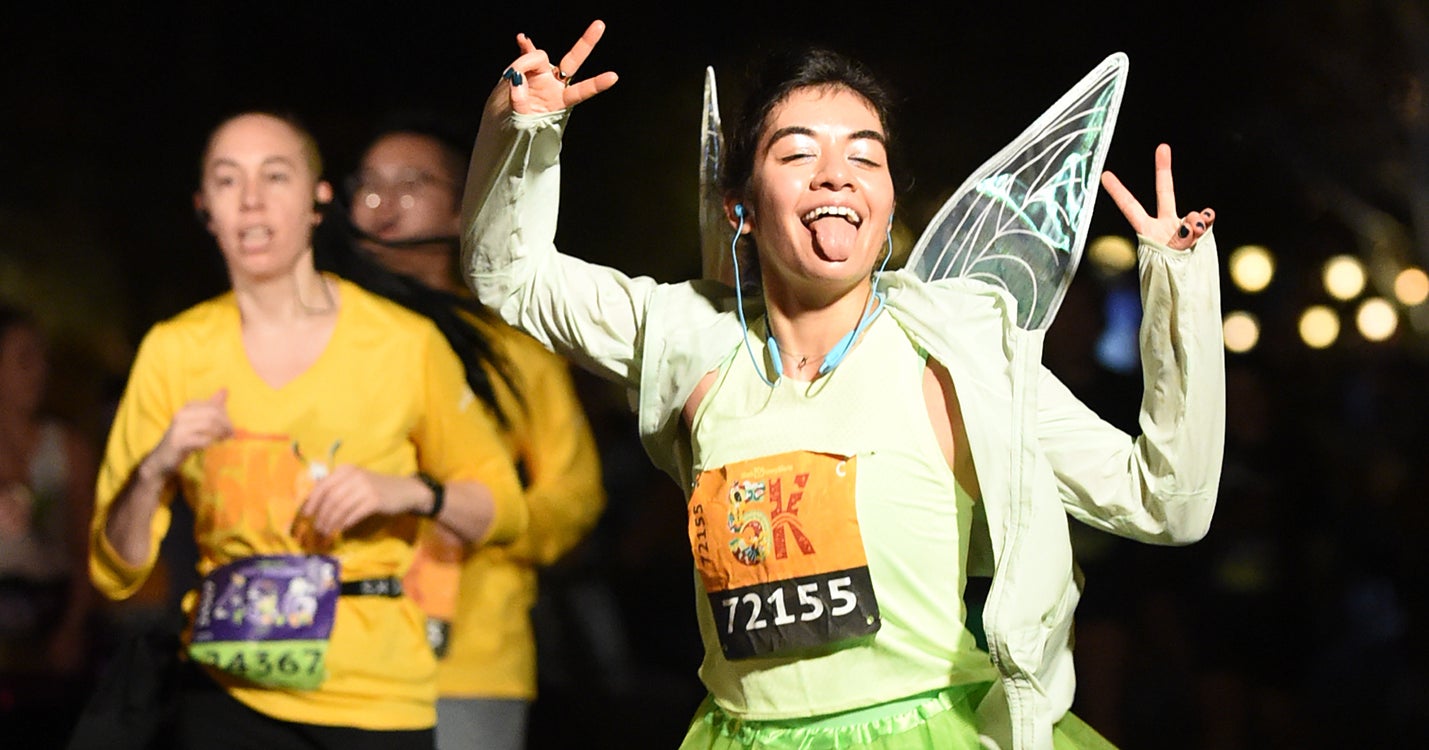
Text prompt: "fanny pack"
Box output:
[[188, 554, 401, 690]]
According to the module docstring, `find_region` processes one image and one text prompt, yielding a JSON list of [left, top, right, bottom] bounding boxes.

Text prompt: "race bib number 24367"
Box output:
[[189, 554, 339, 690]]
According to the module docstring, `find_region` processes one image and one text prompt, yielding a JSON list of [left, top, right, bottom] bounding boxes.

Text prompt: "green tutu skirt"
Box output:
[[677, 683, 1116, 750]]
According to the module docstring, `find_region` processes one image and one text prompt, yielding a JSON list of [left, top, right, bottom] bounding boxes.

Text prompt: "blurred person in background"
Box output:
[[0, 303, 98, 746], [345, 112, 608, 750], [84, 110, 525, 749]]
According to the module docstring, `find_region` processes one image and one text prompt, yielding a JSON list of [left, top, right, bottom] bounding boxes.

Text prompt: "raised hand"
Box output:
[[1101, 143, 1215, 251], [499, 20, 619, 115]]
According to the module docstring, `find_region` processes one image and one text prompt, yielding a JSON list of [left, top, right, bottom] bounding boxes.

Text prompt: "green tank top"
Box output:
[[688, 312, 996, 720]]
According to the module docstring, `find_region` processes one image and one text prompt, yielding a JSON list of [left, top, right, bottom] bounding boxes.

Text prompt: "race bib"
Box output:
[[189, 554, 339, 690], [688, 451, 880, 660]]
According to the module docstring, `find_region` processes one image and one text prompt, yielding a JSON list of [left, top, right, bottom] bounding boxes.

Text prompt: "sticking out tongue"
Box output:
[[808, 216, 858, 261]]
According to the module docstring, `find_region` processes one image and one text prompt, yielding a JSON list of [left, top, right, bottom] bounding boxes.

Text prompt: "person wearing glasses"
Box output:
[[346, 113, 607, 750]]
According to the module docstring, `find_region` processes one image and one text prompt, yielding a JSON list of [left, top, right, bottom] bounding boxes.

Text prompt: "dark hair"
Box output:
[[355, 109, 475, 189], [313, 209, 523, 430], [719, 46, 900, 199]]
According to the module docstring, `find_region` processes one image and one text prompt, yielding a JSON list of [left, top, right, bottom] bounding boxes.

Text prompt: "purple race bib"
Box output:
[[189, 554, 339, 690]]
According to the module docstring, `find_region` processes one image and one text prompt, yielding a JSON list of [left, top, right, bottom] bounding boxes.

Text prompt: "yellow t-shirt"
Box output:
[[90, 278, 525, 730]]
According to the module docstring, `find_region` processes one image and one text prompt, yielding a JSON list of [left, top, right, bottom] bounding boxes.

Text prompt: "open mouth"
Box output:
[[239, 225, 274, 251]]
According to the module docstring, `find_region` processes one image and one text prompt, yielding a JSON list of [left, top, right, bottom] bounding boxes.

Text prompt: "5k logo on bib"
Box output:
[[689, 451, 880, 659]]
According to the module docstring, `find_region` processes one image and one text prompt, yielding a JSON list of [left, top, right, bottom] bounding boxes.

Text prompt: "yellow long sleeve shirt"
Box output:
[[90, 279, 526, 729]]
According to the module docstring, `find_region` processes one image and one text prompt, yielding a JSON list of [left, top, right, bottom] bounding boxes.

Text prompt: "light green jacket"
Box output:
[[462, 107, 1225, 750]]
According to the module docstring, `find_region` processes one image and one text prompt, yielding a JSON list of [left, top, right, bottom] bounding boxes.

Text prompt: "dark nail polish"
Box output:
[[1196, 222, 1205, 230], [1178, 225, 1190, 238], [502, 68, 515, 80], [512, 71, 524, 86]]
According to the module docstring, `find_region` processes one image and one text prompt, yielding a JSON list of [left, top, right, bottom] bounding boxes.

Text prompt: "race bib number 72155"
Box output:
[[688, 451, 880, 660]]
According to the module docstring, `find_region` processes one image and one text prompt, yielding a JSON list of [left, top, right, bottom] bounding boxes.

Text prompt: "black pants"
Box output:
[[173, 662, 434, 750]]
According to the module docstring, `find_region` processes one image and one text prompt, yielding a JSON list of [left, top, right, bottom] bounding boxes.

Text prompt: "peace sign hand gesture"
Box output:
[[1101, 143, 1215, 251], [497, 20, 619, 116]]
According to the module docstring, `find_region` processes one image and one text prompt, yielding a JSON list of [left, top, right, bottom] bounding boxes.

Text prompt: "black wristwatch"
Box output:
[[416, 473, 445, 519]]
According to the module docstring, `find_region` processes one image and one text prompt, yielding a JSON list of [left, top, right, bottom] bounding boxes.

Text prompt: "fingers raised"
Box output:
[[1101, 170, 1151, 230], [1102, 145, 1211, 249], [558, 20, 607, 78], [564, 71, 620, 107], [1154, 143, 1177, 220], [502, 20, 617, 114], [554, 21, 618, 108]]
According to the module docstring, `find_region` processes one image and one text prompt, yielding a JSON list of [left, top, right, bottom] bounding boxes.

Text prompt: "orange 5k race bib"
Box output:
[[688, 451, 880, 660]]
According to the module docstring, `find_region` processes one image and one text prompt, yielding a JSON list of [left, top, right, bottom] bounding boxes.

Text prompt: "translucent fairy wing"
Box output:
[[699, 66, 735, 285], [905, 52, 1128, 330]]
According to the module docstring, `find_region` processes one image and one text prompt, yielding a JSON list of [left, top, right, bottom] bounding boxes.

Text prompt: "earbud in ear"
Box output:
[[734, 203, 746, 219]]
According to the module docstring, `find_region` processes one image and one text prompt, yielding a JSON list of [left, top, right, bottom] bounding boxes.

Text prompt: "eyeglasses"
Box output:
[[345, 169, 456, 210]]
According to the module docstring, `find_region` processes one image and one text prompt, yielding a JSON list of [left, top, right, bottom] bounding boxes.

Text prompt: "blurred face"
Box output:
[[0, 323, 47, 415], [348, 133, 462, 284], [741, 86, 894, 299], [197, 114, 331, 283], [349, 134, 460, 243]]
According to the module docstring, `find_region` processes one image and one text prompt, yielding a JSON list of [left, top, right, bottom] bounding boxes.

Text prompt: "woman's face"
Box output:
[[743, 86, 894, 300], [348, 133, 461, 245], [197, 114, 331, 284]]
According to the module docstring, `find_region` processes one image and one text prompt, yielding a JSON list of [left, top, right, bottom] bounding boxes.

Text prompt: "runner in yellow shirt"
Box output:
[[90, 110, 526, 750]]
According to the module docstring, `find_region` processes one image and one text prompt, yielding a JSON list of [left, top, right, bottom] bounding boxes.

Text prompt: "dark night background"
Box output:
[[4, 2, 1428, 748]]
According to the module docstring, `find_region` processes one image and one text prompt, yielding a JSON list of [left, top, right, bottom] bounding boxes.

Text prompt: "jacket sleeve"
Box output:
[[459, 86, 657, 393], [1037, 231, 1225, 544]]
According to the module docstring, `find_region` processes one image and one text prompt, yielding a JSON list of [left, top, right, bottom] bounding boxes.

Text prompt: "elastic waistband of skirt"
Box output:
[[734, 680, 992, 731]]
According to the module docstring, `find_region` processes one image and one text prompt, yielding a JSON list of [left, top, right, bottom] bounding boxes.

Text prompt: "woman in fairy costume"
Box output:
[[463, 21, 1222, 749]]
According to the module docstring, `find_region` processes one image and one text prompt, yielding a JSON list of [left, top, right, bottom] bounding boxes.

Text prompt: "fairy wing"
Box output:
[[699, 66, 735, 285], [905, 53, 1129, 330]]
